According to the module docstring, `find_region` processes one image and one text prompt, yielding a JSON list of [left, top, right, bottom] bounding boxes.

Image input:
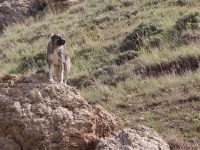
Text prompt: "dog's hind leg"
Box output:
[[64, 60, 71, 85], [64, 69, 70, 85], [63, 66, 68, 85], [64, 75, 68, 85]]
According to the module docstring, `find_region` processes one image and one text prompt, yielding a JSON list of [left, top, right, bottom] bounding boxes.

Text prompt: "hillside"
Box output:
[[0, 0, 200, 149]]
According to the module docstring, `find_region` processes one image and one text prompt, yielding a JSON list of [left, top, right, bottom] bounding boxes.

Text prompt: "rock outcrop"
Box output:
[[0, 74, 170, 150], [0, 0, 42, 31], [0, 0, 80, 31], [96, 125, 170, 150], [0, 74, 117, 150]]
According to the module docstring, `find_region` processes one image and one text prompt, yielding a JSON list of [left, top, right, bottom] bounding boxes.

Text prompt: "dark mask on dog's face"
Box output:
[[51, 34, 66, 46]]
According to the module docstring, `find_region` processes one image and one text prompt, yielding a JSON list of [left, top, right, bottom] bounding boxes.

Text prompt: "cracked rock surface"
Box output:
[[0, 74, 117, 150], [96, 126, 170, 150]]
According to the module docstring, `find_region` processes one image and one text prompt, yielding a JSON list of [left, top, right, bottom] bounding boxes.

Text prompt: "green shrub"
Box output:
[[12, 52, 46, 73], [175, 12, 200, 31], [119, 22, 163, 52], [114, 50, 138, 65], [172, 12, 200, 45]]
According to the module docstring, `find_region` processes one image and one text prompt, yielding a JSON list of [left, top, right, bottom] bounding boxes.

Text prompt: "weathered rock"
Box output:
[[0, 74, 117, 150], [96, 125, 170, 150], [0, 0, 80, 31], [0, 137, 21, 150], [0, 0, 42, 30]]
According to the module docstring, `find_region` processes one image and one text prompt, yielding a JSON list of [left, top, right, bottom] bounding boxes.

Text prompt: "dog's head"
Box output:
[[50, 33, 66, 46]]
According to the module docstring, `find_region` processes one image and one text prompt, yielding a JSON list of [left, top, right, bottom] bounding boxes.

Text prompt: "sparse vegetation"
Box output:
[[172, 11, 200, 45], [0, 0, 200, 149], [119, 22, 163, 52]]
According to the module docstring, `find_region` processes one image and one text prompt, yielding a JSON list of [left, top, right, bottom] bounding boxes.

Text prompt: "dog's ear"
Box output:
[[50, 33, 56, 40], [61, 33, 65, 37]]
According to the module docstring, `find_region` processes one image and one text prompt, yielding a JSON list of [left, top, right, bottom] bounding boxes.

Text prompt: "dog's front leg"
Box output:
[[60, 63, 64, 84], [48, 63, 54, 83]]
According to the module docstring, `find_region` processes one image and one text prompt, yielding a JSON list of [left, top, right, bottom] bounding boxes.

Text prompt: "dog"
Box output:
[[47, 33, 71, 84]]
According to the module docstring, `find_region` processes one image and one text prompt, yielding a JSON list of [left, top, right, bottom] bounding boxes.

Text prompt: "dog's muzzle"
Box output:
[[58, 39, 65, 45]]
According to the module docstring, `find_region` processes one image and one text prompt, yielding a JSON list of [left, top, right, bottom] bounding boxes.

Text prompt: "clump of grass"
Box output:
[[11, 52, 46, 74], [174, 12, 200, 31], [114, 50, 138, 65], [81, 84, 114, 103], [171, 11, 200, 45], [119, 22, 163, 52], [136, 44, 200, 67]]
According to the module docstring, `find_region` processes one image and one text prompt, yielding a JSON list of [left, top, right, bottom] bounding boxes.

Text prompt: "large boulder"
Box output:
[[96, 125, 170, 150], [0, 74, 117, 150]]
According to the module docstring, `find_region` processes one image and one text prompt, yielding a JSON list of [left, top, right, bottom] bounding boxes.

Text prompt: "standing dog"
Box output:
[[47, 33, 71, 84]]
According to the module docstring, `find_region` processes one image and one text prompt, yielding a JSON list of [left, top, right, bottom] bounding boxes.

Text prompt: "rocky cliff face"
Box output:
[[0, 74, 117, 150]]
